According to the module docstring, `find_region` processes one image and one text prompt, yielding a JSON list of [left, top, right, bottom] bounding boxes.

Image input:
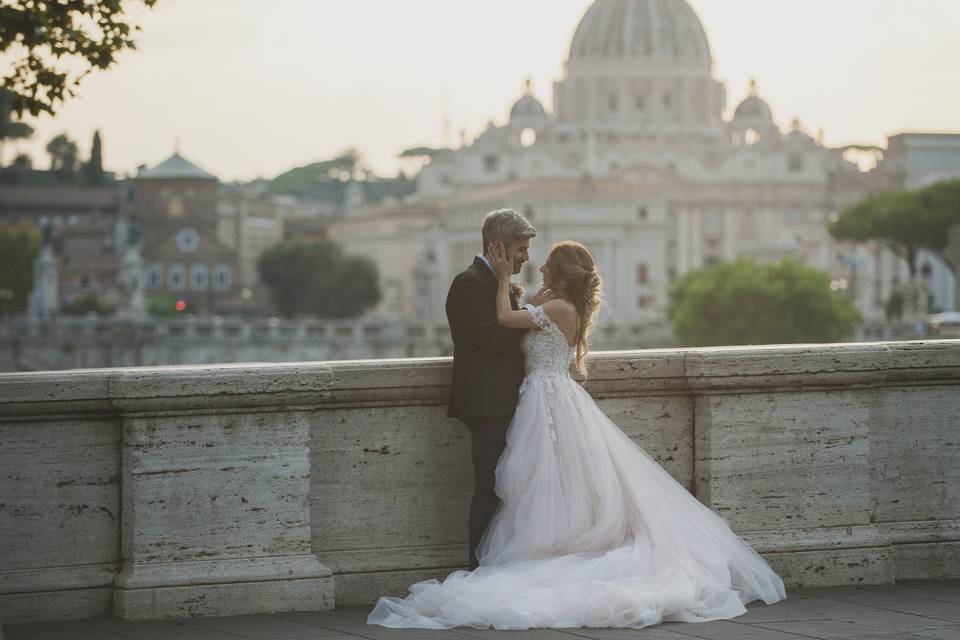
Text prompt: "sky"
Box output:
[[7, 0, 960, 181]]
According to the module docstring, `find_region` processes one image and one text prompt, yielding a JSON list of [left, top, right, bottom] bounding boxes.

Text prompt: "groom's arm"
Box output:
[[450, 276, 525, 354]]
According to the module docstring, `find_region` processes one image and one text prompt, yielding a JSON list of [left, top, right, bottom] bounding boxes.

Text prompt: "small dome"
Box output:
[[569, 0, 712, 67], [510, 79, 547, 122], [733, 80, 773, 122]]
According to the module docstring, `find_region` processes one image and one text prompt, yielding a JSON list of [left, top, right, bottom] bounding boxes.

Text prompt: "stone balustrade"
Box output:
[[1, 340, 959, 623], [0, 317, 673, 372]]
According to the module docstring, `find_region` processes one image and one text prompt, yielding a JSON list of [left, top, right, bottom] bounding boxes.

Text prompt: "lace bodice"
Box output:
[[520, 305, 576, 388]]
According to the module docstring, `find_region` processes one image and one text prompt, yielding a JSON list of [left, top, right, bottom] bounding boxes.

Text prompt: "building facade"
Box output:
[[133, 152, 244, 315], [338, 0, 952, 326]]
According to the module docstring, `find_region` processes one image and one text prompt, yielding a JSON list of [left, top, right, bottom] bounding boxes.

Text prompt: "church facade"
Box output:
[[336, 0, 960, 328]]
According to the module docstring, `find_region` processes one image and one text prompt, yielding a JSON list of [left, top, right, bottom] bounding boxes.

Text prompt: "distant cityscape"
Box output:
[[2, 0, 960, 372]]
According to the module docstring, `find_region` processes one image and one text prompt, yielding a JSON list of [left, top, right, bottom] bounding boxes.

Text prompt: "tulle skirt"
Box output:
[[368, 375, 786, 630]]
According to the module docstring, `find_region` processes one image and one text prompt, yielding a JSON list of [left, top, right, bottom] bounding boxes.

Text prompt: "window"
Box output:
[[608, 95, 619, 113], [190, 264, 208, 290], [176, 228, 199, 253], [524, 206, 535, 222], [214, 264, 231, 291], [636, 263, 648, 285], [635, 96, 645, 112], [168, 264, 186, 291], [483, 155, 499, 173], [789, 153, 804, 173], [745, 129, 760, 146], [146, 264, 163, 290], [662, 94, 672, 110], [520, 128, 536, 147], [638, 295, 652, 308], [638, 206, 649, 220]]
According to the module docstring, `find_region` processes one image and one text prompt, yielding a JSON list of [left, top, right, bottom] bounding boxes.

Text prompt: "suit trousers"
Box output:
[[462, 413, 514, 570]]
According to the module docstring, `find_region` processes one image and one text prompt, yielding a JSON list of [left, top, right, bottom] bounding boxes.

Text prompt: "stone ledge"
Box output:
[[2, 340, 958, 417]]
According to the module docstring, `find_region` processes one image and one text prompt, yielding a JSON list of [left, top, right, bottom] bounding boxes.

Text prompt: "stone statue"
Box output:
[[28, 224, 59, 321], [117, 219, 146, 321]]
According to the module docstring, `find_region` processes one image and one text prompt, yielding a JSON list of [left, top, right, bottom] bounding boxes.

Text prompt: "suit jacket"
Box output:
[[445, 256, 528, 420]]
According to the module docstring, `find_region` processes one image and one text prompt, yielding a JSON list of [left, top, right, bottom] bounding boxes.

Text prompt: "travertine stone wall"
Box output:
[[1, 341, 958, 623]]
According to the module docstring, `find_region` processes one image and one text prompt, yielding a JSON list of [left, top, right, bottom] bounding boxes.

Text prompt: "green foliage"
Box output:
[[257, 238, 381, 319], [0, 221, 42, 317], [668, 258, 861, 347], [399, 146, 443, 159], [62, 292, 111, 316], [830, 179, 960, 276], [46, 132, 78, 175], [0, 0, 158, 117], [147, 293, 180, 318], [268, 149, 364, 195], [0, 88, 34, 152], [84, 130, 104, 184]]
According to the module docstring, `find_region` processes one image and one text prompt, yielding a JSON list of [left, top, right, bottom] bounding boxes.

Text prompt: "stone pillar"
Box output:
[[950, 225, 960, 311], [111, 366, 334, 620]]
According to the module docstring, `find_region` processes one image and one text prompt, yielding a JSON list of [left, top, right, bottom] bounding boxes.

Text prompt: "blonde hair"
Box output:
[[545, 241, 602, 376]]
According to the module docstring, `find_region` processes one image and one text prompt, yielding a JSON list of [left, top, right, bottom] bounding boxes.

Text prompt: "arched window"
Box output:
[[146, 264, 163, 290], [745, 129, 760, 146], [190, 264, 208, 291], [636, 263, 648, 285], [168, 264, 186, 291], [214, 264, 232, 291], [520, 128, 536, 148]]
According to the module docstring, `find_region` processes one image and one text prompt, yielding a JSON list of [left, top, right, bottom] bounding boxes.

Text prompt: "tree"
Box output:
[[257, 238, 381, 318], [668, 258, 861, 347], [46, 133, 78, 176], [830, 179, 960, 277], [84, 130, 105, 184], [62, 292, 111, 316], [0, 0, 158, 117], [0, 88, 33, 164], [0, 221, 42, 317], [268, 148, 368, 195]]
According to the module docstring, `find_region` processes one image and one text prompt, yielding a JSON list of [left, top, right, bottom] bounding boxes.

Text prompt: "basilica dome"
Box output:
[[569, 0, 712, 67], [554, 0, 725, 131]]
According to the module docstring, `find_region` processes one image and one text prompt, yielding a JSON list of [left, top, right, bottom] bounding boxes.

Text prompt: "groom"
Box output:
[[445, 208, 537, 570]]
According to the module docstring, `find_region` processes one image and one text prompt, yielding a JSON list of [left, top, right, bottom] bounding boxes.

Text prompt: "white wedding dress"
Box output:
[[368, 305, 786, 630]]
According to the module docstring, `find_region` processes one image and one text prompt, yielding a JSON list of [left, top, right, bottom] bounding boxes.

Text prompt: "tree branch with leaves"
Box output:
[[0, 0, 158, 117]]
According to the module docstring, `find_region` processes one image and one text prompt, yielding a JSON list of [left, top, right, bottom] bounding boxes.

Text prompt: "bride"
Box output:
[[368, 240, 787, 630]]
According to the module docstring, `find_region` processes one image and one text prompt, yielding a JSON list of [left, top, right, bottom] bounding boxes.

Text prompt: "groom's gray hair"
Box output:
[[481, 208, 536, 252]]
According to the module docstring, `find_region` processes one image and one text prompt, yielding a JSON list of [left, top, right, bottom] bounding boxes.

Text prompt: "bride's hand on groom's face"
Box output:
[[489, 241, 514, 279]]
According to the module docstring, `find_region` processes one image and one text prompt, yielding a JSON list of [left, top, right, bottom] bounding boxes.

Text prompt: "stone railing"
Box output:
[[1, 340, 959, 623], [0, 316, 672, 372]]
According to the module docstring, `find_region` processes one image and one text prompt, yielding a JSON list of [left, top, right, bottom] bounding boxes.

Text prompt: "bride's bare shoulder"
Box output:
[[542, 299, 578, 339]]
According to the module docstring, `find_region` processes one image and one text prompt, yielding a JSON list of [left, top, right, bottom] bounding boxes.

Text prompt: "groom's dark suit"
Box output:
[[445, 256, 527, 570]]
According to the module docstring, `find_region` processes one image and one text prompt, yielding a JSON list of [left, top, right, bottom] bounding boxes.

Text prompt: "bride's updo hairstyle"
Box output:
[[545, 241, 603, 377]]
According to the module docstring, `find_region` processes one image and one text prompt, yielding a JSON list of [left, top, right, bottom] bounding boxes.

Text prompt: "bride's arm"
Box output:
[[490, 242, 539, 329]]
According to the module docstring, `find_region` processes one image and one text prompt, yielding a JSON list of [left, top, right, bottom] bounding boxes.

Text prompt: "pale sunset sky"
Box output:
[[7, 0, 960, 181]]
